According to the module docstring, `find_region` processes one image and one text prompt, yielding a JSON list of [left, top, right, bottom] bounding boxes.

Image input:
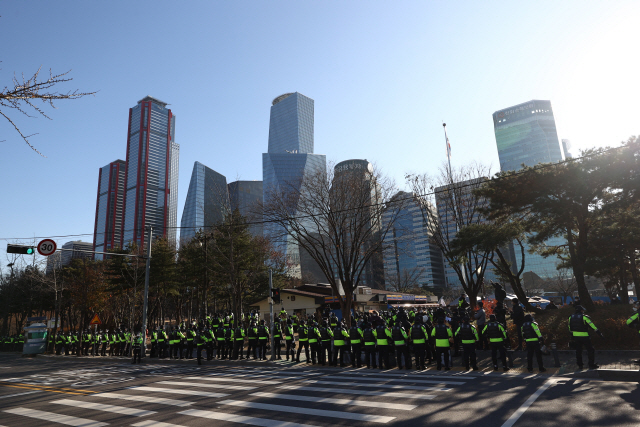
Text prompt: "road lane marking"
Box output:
[[501, 378, 556, 427], [128, 386, 228, 398], [250, 391, 417, 410], [132, 421, 186, 427], [51, 399, 156, 416], [277, 385, 436, 400], [184, 376, 281, 385], [322, 375, 465, 385], [303, 379, 451, 392], [95, 392, 193, 407], [338, 372, 470, 380], [4, 407, 108, 426], [180, 409, 318, 427], [0, 390, 41, 399], [0, 382, 91, 395], [156, 381, 255, 391], [218, 399, 396, 423]]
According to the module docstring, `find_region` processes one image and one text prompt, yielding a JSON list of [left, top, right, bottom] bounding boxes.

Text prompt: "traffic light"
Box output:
[[7, 244, 35, 255], [271, 288, 281, 304]]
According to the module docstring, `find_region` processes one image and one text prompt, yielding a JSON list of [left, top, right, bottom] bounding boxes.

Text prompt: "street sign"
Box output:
[[89, 314, 102, 325], [37, 239, 57, 256]]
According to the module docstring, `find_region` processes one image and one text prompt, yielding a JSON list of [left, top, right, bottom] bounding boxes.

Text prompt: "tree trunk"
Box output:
[[619, 261, 630, 304], [567, 227, 595, 310]]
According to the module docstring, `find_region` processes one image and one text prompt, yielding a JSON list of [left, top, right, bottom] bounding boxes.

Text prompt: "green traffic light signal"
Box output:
[[26, 248, 34, 254], [7, 244, 36, 255]]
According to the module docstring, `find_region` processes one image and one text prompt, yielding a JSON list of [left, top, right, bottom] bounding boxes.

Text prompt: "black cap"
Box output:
[[489, 314, 496, 321]]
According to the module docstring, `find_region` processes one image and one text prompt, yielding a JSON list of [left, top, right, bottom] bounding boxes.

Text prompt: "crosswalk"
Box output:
[[1, 366, 483, 426]]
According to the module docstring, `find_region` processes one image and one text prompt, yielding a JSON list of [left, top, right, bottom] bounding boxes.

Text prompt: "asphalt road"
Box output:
[[0, 354, 638, 427]]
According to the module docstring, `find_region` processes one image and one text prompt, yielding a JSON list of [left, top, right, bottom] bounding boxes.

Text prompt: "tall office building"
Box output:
[[562, 139, 573, 159], [228, 180, 263, 237], [383, 191, 446, 291], [493, 100, 562, 172], [262, 92, 326, 278], [435, 178, 497, 288], [46, 241, 93, 273], [493, 100, 566, 280], [92, 160, 126, 260], [122, 96, 179, 249], [180, 162, 230, 242]]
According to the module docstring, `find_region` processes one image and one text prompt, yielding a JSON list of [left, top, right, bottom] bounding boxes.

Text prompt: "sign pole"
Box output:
[[269, 268, 275, 361], [141, 226, 153, 359]]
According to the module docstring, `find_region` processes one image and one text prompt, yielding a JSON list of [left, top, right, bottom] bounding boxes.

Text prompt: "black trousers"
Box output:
[[351, 343, 362, 367], [217, 340, 227, 359], [297, 341, 310, 362], [247, 340, 257, 358], [526, 340, 544, 370], [332, 345, 347, 366], [310, 342, 319, 364], [320, 341, 331, 365], [233, 340, 243, 359], [132, 348, 141, 364], [197, 345, 203, 365], [574, 336, 595, 367], [462, 343, 477, 369], [207, 342, 215, 360], [377, 345, 390, 369], [477, 327, 487, 350], [364, 345, 377, 368], [413, 343, 426, 368], [274, 337, 281, 358], [186, 341, 194, 358], [285, 340, 295, 360], [490, 342, 507, 367], [435, 347, 450, 369], [395, 345, 411, 368], [258, 339, 268, 359]]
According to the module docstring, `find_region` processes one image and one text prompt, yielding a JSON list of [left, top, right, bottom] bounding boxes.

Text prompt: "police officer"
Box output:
[[431, 317, 453, 370], [216, 323, 228, 359], [131, 331, 142, 364], [522, 314, 546, 373], [233, 323, 245, 360], [257, 320, 269, 360], [246, 321, 258, 359], [196, 327, 206, 365], [273, 319, 282, 360], [296, 319, 310, 363], [483, 314, 509, 371], [226, 324, 235, 359], [100, 329, 109, 356], [568, 305, 603, 370], [627, 301, 640, 346], [318, 320, 333, 366], [350, 321, 364, 368], [373, 320, 392, 369], [186, 326, 196, 359], [332, 321, 349, 367], [55, 332, 64, 355], [283, 320, 296, 361], [410, 316, 429, 370], [309, 321, 321, 364], [391, 321, 410, 369], [362, 321, 377, 368], [455, 316, 479, 371]]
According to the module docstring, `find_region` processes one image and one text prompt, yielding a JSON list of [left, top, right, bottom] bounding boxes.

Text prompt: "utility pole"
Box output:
[[269, 268, 275, 361], [141, 225, 153, 358]]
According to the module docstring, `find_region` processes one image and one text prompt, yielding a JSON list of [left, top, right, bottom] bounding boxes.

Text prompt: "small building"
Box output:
[[250, 288, 326, 322]]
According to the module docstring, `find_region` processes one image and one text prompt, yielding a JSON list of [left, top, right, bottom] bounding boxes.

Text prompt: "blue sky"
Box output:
[[1, 1, 639, 269]]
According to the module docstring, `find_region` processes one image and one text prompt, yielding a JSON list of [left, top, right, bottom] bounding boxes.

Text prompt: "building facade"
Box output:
[[383, 191, 446, 291], [180, 162, 230, 243], [92, 160, 126, 260], [46, 241, 93, 274], [493, 100, 567, 281], [262, 92, 326, 278], [562, 139, 573, 159], [122, 96, 179, 249], [493, 100, 562, 172], [228, 180, 263, 237]]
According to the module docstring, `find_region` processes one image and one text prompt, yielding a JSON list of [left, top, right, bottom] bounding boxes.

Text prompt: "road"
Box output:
[[0, 354, 638, 427]]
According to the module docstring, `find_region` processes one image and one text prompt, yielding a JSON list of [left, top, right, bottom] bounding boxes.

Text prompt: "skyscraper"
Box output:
[[93, 159, 126, 260], [228, 180, 263, 237], [493, 100, 562, 172], [562, 139, 573, 159], [122, 96, 179, 249], [383, 191, 446, 291], [493, 100, 567, 280], [262, 92, 326, 278], [180, 162, 230, 242]]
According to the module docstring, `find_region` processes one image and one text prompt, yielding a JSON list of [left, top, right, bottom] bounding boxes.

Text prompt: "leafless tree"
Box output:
[[262, 162, 405, 326], [1, 66, 96, 156], [406, 162, 493, 309], [546, 268, 577, 305], [385, 266, 425, 294]]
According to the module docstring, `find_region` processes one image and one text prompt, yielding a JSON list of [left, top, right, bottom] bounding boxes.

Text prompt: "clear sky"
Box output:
[[1, 1, 639, 269]]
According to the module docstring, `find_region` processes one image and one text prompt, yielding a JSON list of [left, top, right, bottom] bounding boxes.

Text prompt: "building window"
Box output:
[[290, 296, 296, 302]]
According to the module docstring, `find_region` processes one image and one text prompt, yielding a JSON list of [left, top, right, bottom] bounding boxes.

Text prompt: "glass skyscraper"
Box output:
[[180, 162, 230, 243], [122, 96, 179, 249], [262, 92, 326, 278], [93, 159, 126, 260], [493, 100, 567, 281], [228, 180, 263, 237], [493, 100, 563, 172], [383, 191, 446, 290]]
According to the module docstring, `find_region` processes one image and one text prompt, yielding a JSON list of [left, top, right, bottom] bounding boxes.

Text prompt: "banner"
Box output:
[[324, 296, 339, 303]]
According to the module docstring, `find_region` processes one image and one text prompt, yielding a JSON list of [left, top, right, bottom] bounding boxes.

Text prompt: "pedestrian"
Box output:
[[627, 301, 640, 366], [309, 321, 321, 364], [131, 332, 142, 364], [521, 314, 546, 373], [332, 321, 349, 367], [296, 319, 311, 363], [511, 299, 525, 350], [273, 321, 282, 360], [474, 302, 487, 350], [410, 316, 429, 370], [246, 321, 258, 359], [318, 320, 333, 365], [483, 314, 509, 371], [568, 305, 603, 370], [391, 322, 410, 369], [431, 317, 453, 370], [349, 321, 364, 368], [373, 320, 392, 369], [232, 323, 245, 360], [257, 320, 269, 360], [455, 316, 479, 371]]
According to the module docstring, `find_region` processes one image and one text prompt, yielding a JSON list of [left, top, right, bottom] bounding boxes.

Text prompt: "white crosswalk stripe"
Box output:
[[51, 399, 156, 417], [4, 407, 109, 427], [132, 421, 186, 427], [94, 392, 193, 407], [180, 409, 318, 427], [304, 379, 451, 391], [157, 380, 256, 391], [250, 391, 417, 410], [322, 375, 465, 385], [277, 385, 436, 400], [339, 371, 470, 380], [218, 399, 396, 423], [184, 376, 281, 385], [128, 386, 228, 398]]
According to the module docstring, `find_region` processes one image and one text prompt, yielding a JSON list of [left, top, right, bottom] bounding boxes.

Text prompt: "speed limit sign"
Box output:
[[37, 239, 57, 256]]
